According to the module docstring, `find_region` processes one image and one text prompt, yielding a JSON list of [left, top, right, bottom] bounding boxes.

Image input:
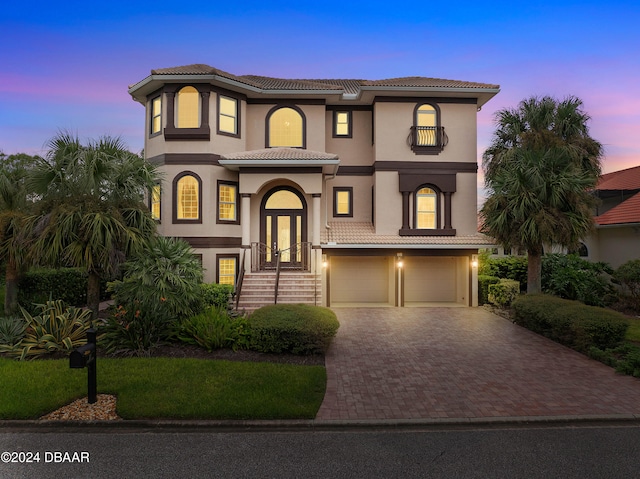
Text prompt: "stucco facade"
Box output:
[[129, 64, 499, 307]]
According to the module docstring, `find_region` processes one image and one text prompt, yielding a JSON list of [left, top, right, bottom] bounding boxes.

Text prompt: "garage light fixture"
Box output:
[[471, 254, 478, 268]]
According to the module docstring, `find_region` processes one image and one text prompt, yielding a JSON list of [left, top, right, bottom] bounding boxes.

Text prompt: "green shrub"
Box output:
[[512, 294, 629, 353], [488, 279, 519, 307], [200, 283, 234, 310], [248, 304, 339, 355], [478, 275, 500, 305], [0, 316, 26, 346], [3, 300, 93, 360], [174, 307, 250, 351], [479, 253, 528, 290], [541, 254, 615, 307], [18, 268, 88, 314], [613, 259, 640, 312]]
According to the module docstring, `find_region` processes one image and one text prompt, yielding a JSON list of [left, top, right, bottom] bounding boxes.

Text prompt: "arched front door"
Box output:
[[260, 187, 307, 269]]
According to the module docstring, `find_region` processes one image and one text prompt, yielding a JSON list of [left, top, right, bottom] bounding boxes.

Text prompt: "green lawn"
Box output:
[[0, 357, 326, 420]]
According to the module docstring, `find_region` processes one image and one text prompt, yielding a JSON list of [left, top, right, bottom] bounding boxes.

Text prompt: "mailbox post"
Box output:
[[69, 328, 97, 404]]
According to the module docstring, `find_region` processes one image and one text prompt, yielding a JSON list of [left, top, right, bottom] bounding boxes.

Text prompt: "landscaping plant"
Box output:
[[174, 307, 251, 352], [3, 299, 93, 360], [613, 259, 640, 312], [102, 236, 204, 355], [249, 304, 339, 355]]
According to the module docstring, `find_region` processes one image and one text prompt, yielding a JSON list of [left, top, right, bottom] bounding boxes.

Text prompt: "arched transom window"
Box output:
[[268, 107, 304, 148]]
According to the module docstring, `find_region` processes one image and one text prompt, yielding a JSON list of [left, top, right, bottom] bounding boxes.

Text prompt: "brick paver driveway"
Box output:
[[316, 307, 640, 421]]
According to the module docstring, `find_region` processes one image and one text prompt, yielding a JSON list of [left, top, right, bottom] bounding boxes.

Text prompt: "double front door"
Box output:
[[260, 187, 307, 270]]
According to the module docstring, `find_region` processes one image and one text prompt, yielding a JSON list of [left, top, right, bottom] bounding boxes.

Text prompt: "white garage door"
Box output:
[[331, 256, 390, 304], [404, 256, 457, 303]]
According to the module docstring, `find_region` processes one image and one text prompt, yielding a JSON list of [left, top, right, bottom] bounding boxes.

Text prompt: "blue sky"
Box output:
[[2, 0, 639, 175]]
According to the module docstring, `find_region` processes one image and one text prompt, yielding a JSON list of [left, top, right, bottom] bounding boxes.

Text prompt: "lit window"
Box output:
[[218, 96, 238, 135], [416, 187, 436, 229], [333, 187, 353, 217], [176, 175, 199, 220], [334, 111, 351, 137], [416, 104, 437, 146], [176, 86, 200, 128], [151, 96, 162, 134], [150, 184, 161, 221], [218, 182, 238, 222], [268, 107, 304, 147], [218, 257, 237, 286]]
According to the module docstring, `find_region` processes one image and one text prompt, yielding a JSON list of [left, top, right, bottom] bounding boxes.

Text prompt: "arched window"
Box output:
[[267, 106, 305, 148], [176, 86, 200, 128], [173, 172, 202, 223], [416, 187, 437, 229], [411, 102, 445, 154]]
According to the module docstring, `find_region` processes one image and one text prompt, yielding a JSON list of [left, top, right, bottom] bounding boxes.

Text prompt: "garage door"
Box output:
[[404, 256, 457, 303], [330, 256, 390, 304]]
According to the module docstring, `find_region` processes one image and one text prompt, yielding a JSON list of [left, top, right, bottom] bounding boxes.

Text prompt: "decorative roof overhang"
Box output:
[[218, 148, 340, 174]]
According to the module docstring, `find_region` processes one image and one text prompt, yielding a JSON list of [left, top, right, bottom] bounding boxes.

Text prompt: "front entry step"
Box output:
[[236, 272, 322, 314]]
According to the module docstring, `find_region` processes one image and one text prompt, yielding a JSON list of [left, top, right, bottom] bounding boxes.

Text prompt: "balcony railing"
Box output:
[[408, 126, 448, 154]]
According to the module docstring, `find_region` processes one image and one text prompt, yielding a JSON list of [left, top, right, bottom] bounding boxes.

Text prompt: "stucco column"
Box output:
[[402, 191, 410, 230], [241, 193, 251, 271], [443, 191, 453, 230], [312, 194, 321, 246]]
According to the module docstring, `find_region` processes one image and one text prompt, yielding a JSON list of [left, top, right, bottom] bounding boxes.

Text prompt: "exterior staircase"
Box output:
[[235, 272, 322, 314]]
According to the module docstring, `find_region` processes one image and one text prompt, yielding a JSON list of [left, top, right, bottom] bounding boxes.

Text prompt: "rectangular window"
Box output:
[[218, 96, 238, 136], [333, 111, 351, 137], [150, 96, 162, 135], [217, 256, 237, 286], [150, 184, 161, 221], [333, 187, 353, 217], [217, 181, 238, 223]]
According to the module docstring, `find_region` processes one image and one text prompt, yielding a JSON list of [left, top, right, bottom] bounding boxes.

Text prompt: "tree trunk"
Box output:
[[527, 250, 543, 294], [87, 271, 102, 320], [4, 262, 19, 316]]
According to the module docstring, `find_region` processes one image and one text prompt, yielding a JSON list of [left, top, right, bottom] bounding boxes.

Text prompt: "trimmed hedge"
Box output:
[[248, 304, 339, 355], [200, 283, 234, 310], [512, 294, 629, 352], [17, 269, 103, 314], [488, 279, 519, 307], [478, 275, 500, 306]]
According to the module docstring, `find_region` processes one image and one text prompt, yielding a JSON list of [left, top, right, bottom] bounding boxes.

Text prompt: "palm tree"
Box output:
[[28, 132, 160, 318], [0, 154, 36, 315], [480, 96, 603, 294]]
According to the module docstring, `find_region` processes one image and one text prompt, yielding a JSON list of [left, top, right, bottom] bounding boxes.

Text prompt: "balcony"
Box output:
[[408, 126, 448, 155]]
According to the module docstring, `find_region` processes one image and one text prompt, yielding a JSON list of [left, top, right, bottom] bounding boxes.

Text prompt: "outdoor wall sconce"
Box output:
[[322, 254, 328, 268], [396, 252, 403, 268], [471, 254, 479, 268]]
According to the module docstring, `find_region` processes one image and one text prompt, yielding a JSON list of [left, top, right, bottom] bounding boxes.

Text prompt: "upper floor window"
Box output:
[[217, 180, 239, 223], [173, 172, 202, 223], [333, 187, 353, 217], [333, 111, 351, 138], [410, 102, 447, 154], [218, 95, 239, 136], [176, 86, 200, 128], [164, 85, 210, 140], [416, 187, 437, 229], [267, 106, 305, 148], [150, 96, 162, 135]]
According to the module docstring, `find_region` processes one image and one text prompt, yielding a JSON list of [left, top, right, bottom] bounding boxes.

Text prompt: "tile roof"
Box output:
[[597, 165, 640, 191], [148, 64, 499, 93], [595, 191, 640, 225], [221, 148, 338, 161], [321, 222, 495, 247]]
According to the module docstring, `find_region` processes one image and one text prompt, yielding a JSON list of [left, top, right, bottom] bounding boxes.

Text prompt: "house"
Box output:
[[128, 64, 500, 309], [582, 165, 640, 268]]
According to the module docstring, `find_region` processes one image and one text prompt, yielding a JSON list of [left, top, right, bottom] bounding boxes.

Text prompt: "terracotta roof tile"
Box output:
[[321, 222, 495, 247], [221, 148, 338, 161], [595, 191, 640, 225], [597, 165, 640, 191], [148, 64, 499, 94]]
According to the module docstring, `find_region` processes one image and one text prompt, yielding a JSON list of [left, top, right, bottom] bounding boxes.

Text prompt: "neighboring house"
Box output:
[[128, 64, 499, 308], [583, 165, 640, 268]]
